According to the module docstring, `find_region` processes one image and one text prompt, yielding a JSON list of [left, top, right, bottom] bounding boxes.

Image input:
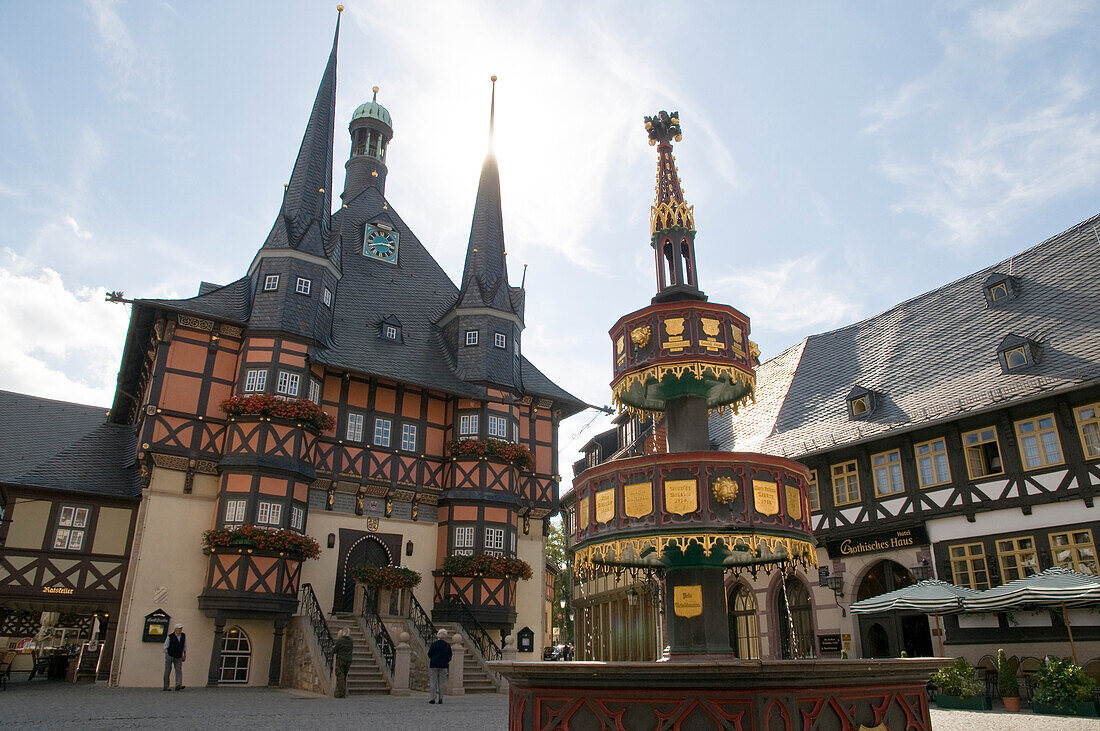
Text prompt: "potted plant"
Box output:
[[931, 657, 991, 711], [351, 564, 422, 616], [1032, 657, 1099, 717], [997, 648, 1020, 712]]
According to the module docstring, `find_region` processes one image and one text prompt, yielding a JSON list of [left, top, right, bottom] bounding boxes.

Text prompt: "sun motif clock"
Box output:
[[363, 223, 399, 263]]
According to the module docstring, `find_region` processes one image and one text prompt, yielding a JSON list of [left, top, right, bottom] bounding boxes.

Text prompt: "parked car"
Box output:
[[542, 645, 562, 661]]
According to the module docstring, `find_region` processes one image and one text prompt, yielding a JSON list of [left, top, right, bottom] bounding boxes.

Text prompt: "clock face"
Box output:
[[363, 225, 399, 262]]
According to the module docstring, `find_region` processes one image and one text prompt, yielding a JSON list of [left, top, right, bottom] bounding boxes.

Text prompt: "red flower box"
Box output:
[[445, 439, 535, 471], [221, 394, 335, 432], [202, 525, 322, 560]]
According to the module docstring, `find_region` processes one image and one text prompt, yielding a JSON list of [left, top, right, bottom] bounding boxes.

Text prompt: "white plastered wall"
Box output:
[[515, 518, 547, 649]]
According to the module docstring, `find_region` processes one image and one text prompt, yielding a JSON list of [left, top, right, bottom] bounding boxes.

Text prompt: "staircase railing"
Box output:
[[360, 602, 396, 676], [444, 596, 501, 661], [409, 593, 438, 648], [299, 583, 334, 672]]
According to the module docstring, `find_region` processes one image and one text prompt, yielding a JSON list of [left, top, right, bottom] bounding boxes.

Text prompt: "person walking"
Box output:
[[333, 628, 354, 698], [427, 628, 452, 704], [163, 624, 186, 690]]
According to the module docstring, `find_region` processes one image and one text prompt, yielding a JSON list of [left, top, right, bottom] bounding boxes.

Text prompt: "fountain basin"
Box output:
[[492, 658, 948, 730]]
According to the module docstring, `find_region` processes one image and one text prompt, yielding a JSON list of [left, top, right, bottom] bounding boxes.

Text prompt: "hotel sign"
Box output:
[[825, 526, 929, 559]]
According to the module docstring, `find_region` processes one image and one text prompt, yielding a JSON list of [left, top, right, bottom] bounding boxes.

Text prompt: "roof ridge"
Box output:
[[806, 210, 1100, 343]]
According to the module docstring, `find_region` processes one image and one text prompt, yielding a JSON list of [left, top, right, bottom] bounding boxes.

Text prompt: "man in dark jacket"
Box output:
[[427, 628, 452, 703], [333, 628, 354, 698], [162, 624, 186, 690]]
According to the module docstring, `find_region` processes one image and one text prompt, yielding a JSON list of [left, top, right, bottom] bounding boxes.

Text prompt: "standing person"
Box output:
[[333, 628, 354, 698], [427, 628, 452, 704], [163, 624, 186, 691]]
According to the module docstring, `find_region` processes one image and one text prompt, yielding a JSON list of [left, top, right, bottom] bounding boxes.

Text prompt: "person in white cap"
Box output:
[[427, 628, 452, 704], [163, 623, 187, 690]]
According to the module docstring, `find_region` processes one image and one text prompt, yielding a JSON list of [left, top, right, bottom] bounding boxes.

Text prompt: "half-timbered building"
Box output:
[[712, 212, 1100, 668], [2, 11, 581, 689]]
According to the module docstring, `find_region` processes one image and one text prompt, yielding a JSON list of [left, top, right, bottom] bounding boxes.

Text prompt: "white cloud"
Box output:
[[862, 78, 938, 134], [0, 249, 129, 406], [709, 254, 859, 333], [85, 0, 138, 100], [64, 215, 93, 240], [970, 0, 1090, 45], [882, 76, 1100, 245]]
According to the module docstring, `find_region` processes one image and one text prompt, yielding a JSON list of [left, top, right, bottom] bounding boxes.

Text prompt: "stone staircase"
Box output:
[[328, 615, 390, 695], [436, 622, 500, 694]]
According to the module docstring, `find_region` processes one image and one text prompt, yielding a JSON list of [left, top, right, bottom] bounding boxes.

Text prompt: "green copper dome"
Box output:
[[351, 99, 392, 128]]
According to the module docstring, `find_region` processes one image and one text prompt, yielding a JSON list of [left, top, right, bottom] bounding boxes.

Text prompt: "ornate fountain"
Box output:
[[493, 112, 944, 730]]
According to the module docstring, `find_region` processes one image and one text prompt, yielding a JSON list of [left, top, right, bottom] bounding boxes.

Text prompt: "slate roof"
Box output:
[[139, 276, 252, 324], [0, 390, 140, 498], [455, 155, 523, 318], [711, 212, 1100, 459]]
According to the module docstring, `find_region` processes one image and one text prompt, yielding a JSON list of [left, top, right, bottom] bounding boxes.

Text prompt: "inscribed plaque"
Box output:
[[595, 488, 615, 524], [753, 479, 779, 516], [577, 495, 589, 531], [623, 482, 653, 518], [673, 585, 703, 618], [786, 484, 802, 521], [664, 479, 698, 515]]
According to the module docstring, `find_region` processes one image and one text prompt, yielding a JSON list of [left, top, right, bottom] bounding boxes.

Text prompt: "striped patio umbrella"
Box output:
[[850, 579, 981, 614], [850, 579, 981, 656], [960, 566, 1100, 663]]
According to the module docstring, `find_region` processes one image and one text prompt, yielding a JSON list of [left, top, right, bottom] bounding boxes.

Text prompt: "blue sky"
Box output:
[[1, 1, 1098, 479]]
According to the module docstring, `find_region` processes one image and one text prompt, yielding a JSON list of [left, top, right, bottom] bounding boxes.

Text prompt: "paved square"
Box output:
[[4, 682, 1100, 730]]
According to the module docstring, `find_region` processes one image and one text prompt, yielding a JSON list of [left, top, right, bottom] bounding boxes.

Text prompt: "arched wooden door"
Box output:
[[335, 536, 391, 613]]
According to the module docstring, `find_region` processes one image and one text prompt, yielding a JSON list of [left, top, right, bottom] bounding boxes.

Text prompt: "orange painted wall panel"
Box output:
[[348, 380, 368, 407], [402, 392, 420, 419], [537, 445, 552, 473], [281, 340, 307, 355], [206, 382, 233, 418], [323, 376, 341, 402], [258, 476, 286, 496], [451, 506, 478, 521], [223, 473, 252, 492], [375, 387, 396, 414], [485, 507, 509, 523], [244, 349, 273, 363], [458, 399, 481, 410], [160, 373, 201, 415], [426, 427, 444, 456], [166, 341, 208, 374], [436, 524, 448, 567], [213, 351, 238, 380], [293, 483, 309, 502], [536, 418, 552, 442], [248, 338, 276, 349], [427, 398, 446, 425], [278, 353, 306, 368]]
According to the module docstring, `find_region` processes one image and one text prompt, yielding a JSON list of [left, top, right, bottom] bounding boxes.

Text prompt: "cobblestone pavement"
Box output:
[[5, 681, 1100, 729]]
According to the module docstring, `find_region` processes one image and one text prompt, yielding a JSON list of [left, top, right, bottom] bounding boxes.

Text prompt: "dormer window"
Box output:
[[983, 272, 1020, 307], [846, 385, 877, 420], [998, 334, 1040, 372], [379, 315, 403, 343]]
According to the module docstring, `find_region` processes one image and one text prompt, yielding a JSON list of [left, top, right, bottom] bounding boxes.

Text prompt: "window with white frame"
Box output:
[[256, 501, 283, 526], [459, 414, 479, 439], [346, 413, 364, 442], [244, 369, 267, 393], [512, 422, 519, 444], [374, 418, 392, 447], [1014, 414, 1064, 469], [308, 378, 321, 405], [53, 506, 89, 551], [494, 332, 507, 349], [914, 438, 951, 487], [452, 526, 475, 556], [384, 324, 399, 341], [807, 470, 820, 513], [1076, 402, 1100, 460], [510, 532, 517, 555], [488, 414, 509, 439], [295, 277, 311, 295], [485, 527, 505, 552], [276, 371, 300, 397], [224, 499, 246, 526], [290, 506, 304, 532], [263, 274, 279, 291], [323, 287, 332, 307], [401, 423, 417, 451], [465, 330, 478, 346], [871, 449, 904, 496]]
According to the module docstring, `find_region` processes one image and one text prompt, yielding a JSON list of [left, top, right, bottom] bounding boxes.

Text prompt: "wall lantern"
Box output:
[[327, 533, 336, 549], [910, 558, 933, 581], [406, 540, 414, 557]]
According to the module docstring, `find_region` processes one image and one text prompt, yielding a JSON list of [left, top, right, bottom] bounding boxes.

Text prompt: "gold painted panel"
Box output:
[[595, 489, 615, 524], [664, 479, 698, 515], [673, 585, 703, 618], [753, 479, 780, 516], [623, 482, 653, 518], [786, 484, 803, 521], [578, 495, 589, 530], [662, 317, 689, 351]]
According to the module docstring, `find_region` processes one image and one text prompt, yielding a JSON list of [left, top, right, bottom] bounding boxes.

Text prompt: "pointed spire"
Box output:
[[261, 7, 341, 259], [454, 77, 519, 316]]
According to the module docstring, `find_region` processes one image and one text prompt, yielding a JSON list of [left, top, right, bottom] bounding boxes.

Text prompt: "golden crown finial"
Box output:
[[491, 75, 498, 82], [372, 85, 379, 93], [337, 4, 344, 11]]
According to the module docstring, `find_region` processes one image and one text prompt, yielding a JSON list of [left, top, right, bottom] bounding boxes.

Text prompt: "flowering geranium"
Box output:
[[221, 394, 334, 432], [202, 525, 322, 560], [441, 554, 533, 580], [445, 439, 535, 471], [351, 564, 422, 590]]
